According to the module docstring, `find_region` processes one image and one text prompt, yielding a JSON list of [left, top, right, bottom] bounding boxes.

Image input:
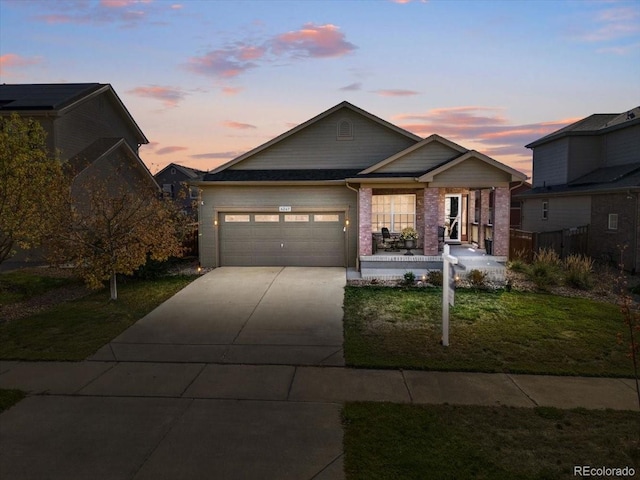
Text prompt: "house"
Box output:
[[510, 180, 531, 229], [517, 106, 640, 271], [154, 163, 205, 218], [0, 83, 158, 264], [194, 101, 527, 274]]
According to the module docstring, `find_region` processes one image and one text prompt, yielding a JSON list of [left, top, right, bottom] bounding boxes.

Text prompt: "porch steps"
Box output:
[[359, 254, 507, 282]]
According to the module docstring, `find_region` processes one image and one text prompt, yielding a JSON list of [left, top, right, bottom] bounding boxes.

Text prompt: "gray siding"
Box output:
[[521, 195, 591, 232], [431, 158, 511, 187], [55, 93, 141, 161], [603, 125, 640, 166], [230, 109, 417, 170], [199, 185, 357, 267], [377, 142, 459, 173], [531, 139, 568, 187], [567, 136, 602, 183]]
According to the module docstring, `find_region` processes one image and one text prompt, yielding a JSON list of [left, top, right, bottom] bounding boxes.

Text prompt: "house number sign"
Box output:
[[278, 206, 292, 212]]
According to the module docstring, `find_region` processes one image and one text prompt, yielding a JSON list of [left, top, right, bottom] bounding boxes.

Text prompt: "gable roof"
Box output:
[[526, 106, 640, 149], [418, 150, 527, 183], [209, 101, 422, 174], [0, 83, 148, 144], [156, 162, 205, 179], [359, 134, 468, 174]]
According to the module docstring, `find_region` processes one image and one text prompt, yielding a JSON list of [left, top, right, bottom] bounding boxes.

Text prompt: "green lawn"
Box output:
[[0, 270, 80, 305], [0, 389, 26, 413], [0, 275, 198, 361], [343, 402, 639, 480], [344, 286, 633, 377]]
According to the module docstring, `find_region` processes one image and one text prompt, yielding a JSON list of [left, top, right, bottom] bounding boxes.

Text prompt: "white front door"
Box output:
[[444, 194, 462, 243]]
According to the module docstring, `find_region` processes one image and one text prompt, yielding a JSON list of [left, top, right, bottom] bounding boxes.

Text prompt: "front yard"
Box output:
[[344, 286, 634, 377]]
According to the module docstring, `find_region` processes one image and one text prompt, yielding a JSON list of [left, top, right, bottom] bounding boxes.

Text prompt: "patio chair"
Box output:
[[381, 227, 399, 251]]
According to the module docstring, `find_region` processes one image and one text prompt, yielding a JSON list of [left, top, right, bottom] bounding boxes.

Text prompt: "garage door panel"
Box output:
[[220, 212, 345, 267]]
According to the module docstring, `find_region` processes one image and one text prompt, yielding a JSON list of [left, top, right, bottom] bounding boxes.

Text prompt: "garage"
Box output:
[[219, 212, 346, 266]]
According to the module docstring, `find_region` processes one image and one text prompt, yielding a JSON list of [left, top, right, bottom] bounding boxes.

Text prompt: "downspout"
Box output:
[[346, 181, 359, 270]]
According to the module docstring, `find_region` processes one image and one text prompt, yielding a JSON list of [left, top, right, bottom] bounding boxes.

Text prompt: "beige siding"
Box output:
[[199, 185, 357, 267], [521, 195, 591, 232], [230, 109, 416, 170], [55, 93, 141, 161], [532, 139, 568, 188], [604, 125, 640, 166], [377, 142, 460, 173], [430, 158, 512, 187], [567, 136, 602, 182]]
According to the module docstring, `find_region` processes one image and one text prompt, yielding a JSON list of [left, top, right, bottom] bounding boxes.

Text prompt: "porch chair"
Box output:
[[381, 227, 399, 251]]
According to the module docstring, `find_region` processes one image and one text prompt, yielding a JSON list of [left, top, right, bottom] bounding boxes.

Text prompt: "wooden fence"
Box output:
[[509, 225, 589, 261]]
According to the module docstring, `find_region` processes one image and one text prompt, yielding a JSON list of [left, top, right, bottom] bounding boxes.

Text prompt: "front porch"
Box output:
[[351, 244, 508, 282]]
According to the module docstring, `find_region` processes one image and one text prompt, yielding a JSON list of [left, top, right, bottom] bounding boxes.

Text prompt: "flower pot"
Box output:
[[403, 238, 415, 255]]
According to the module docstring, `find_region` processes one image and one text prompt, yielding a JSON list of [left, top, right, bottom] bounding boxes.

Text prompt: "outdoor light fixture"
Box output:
[[214, 219, 218, 226]]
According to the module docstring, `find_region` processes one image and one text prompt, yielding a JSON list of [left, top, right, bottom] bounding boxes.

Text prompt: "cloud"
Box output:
[[339, 82, 362, 91], [187, 23, 357, 79], [596, 41, 640, 55], [156, 146, 189, 155], [127, 85, 186, 107], [222, 121, 257, 130], [0, 53, 42, 75], [190, 151, 244, 159], [271, 23, 357, 58], [221, 86, 243, 95], [375, 89, 420, 97], [569, 5, 640, 51]]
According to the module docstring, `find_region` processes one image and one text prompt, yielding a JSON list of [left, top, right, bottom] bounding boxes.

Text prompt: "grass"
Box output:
[[343, 286, 633, 377], [0, 275, 198, 360], [343, 402, 639, 480], [0, 270, 80, 305], [0, 389, 26, 413]]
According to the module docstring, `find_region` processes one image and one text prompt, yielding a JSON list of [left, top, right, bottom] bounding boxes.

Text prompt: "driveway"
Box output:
[[90, 266, 346, 366]]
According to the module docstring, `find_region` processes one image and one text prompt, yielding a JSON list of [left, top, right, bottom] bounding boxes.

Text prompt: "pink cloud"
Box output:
[[128, 85, 186, 107], [375, 89, 420, 97], [0, 53, 42, 75], [186, 47, 260, 78], [222, 121, 257, 130], [570, 5, 640, 43], [156, 146, 189, 155], [272, 23, 357, 58], [221, 86, 243, 95]]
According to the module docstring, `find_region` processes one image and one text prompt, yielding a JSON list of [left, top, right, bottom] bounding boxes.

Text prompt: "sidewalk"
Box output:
[[1, 360, 637, 409]]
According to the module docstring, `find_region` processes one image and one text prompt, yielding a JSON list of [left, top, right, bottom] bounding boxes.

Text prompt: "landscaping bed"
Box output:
[[343, 402, 639, 480], [344, 286, 634, 377]]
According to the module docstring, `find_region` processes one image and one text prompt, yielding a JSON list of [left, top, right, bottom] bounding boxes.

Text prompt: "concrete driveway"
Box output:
[[90, 266, 346, 366]]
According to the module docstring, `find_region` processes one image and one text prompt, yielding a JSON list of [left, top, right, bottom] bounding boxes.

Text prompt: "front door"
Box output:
[[444, 194, 462, 243]]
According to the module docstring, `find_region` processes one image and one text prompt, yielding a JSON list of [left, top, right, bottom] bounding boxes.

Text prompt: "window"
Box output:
[[189, 187, 199, 199], [608, 213, 618, 230], [284, 214, 309, 222], [337, 119, 353, 140], [162, 184, 174, 198], [170, 167, 176, 175], [255, 214, 280, 222], [542, 201, 549, 220], [225, 214, 250, 222], [314, 214, 339, 222], [372, 194, 416, 232]]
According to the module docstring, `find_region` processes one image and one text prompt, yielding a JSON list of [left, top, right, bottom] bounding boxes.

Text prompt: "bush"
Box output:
[[508, 258, 528, 273], [528, 248, 562, 290], [563, 254, 594, 290], [427, 270, 443, 286], [467, 269, 488, 289], [403, 271, 416, 286]]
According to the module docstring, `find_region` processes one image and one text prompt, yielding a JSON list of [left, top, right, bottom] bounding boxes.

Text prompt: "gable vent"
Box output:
[[337, 119, 353, 140]]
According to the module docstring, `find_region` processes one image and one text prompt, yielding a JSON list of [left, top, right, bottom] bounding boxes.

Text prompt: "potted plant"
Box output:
[[400, 227, 419, 255]]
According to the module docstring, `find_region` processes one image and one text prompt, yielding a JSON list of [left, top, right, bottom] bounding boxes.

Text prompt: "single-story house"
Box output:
[[194, 101, 527, 269]]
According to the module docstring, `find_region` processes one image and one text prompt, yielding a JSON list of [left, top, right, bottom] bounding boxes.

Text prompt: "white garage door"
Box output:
[[219, 212, 345, 266]]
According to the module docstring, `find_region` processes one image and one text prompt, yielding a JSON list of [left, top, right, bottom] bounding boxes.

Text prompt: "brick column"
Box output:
[[423, 187, 439, 255], [358, 188, 373, 256], [492, 186, 510, 256], [480, 189, 491, 249]]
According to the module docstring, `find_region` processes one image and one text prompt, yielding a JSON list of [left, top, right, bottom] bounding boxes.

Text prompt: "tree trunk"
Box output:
[[110, 272, 118, 300]]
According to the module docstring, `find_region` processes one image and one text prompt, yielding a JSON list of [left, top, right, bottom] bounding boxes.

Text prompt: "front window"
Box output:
[[372, 194, 416, 232]]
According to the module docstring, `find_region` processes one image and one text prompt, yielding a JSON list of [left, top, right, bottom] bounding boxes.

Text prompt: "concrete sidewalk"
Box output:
[[1, 361, 638, 480]]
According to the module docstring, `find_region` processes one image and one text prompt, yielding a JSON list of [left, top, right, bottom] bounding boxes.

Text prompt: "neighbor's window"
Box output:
[[162, 184, 174, 198], [225, 214, 250, 222], [254, 214, 280, 222], [608, 213, 619, 230], [189, 187, 199, 199], [542, 201, 549, 220], [372, 194, 416, 232], [314, 214, 339, 222]]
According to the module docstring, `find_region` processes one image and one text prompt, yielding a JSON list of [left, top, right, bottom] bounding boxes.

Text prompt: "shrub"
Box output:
[[508, 258, 528, 273], [528, 248, 562, 289], [467, 269, 488, 289], [427, 270, 443, 286], [563, 254, 595, 290], [534, 248, 562, 267], [403, 271, 416, 286]]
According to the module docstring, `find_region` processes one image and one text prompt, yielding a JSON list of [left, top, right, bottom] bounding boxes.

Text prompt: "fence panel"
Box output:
[[509, 225, 589, 261]]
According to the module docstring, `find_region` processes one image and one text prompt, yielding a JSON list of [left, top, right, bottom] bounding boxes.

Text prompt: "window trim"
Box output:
[[608, 213, 619, 230], [372, 194, 416, 233]]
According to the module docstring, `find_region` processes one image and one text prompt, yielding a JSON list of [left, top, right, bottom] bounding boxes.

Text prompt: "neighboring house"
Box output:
[[195, 101, 526, 269], [517, 106, 640, 271], [510, 181, 531, 229], [0, 83, 158, 263], [154, 163, 205, 218]]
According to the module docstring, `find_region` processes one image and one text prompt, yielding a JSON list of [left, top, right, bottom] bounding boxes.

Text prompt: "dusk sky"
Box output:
[[1, 0, 639, 179]]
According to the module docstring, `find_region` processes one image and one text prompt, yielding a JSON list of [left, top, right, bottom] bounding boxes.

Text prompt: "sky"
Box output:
[[1, 0, 639, 180]]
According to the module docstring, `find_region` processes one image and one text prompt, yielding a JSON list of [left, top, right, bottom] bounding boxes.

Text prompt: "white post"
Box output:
[[441, 244, 458, 347]]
